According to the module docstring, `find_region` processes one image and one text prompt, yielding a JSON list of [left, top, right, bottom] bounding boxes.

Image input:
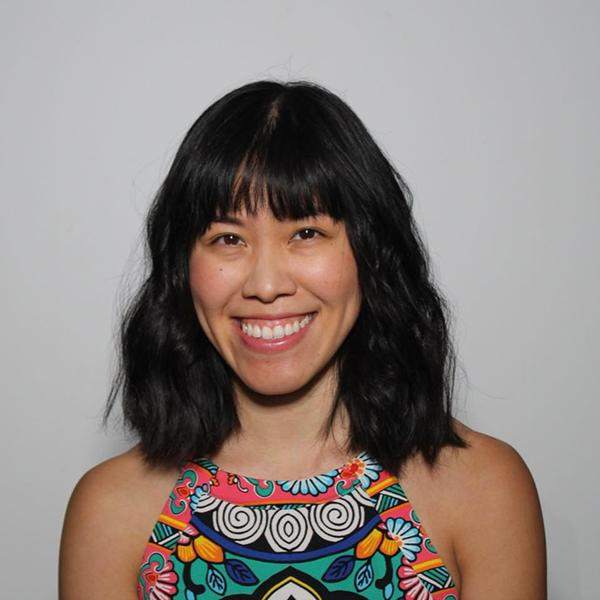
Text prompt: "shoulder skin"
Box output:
[[400, 420, 547, 599], [58, 444, 180, 600]]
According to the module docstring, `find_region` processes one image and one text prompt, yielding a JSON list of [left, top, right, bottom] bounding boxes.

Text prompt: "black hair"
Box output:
[[105, 79, 466, 473]]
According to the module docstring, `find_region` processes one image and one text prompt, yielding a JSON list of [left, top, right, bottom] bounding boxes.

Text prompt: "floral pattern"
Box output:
[[398, 562, 434, 599], [137, 451, 458, 598], [385, 517, 423, 561], [341, 453, 384, 488], [277, 469, 339, 496], [137, 552, 178, 599]]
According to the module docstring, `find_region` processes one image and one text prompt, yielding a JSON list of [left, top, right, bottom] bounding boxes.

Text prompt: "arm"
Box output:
[[453, 433, 547, 599], [58, 447, 176, 599]]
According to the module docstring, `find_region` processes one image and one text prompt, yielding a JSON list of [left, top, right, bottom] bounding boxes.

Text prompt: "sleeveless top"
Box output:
[[137, 452, 458, 599]]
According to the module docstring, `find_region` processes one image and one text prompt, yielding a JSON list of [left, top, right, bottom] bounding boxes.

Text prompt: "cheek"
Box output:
[[300, 245, 360, 303], [188, 256, 235, 314]]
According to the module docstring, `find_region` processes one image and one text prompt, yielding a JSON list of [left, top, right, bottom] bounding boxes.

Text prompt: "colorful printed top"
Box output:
[[137, 452, 458, 599]]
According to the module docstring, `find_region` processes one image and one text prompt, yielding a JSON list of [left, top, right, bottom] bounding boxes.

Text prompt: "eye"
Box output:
[[211, 233, 243, 246], [292, 228, 322, 241]]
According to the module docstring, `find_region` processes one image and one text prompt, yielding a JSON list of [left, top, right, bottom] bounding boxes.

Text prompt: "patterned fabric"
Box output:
[[137, 452, 458, 599]]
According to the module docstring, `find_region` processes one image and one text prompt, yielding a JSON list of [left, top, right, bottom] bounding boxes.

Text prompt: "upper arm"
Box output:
[[58, 448, 167, 600], [452, 434, 547, 599]]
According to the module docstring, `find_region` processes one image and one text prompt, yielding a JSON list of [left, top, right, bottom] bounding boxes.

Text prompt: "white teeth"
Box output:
[[241, 313, 314, 340]]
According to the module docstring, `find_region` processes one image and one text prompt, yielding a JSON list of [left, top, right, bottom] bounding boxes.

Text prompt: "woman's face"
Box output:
[[188, 203, 361, 396]]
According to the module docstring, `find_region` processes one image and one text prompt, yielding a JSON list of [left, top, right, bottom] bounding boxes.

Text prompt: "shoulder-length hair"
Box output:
[[105, 79, 466, 473]]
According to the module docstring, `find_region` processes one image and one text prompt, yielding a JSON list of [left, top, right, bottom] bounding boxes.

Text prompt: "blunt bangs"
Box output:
[[189, 132, 346, 236], [163, 81, 383, 258]]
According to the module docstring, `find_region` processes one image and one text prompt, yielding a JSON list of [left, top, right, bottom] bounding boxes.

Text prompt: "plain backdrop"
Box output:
[[1, 1, 598, 598]]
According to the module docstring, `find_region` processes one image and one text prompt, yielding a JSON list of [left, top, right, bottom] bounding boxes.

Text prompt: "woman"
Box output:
[[59, 80, 546, 599]]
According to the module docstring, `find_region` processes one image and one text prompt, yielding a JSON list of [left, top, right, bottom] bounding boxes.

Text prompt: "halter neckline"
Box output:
[[193, 450, 387, 502]]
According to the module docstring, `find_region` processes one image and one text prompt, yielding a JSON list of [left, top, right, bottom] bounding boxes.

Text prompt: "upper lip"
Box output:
[[235, 311, 316, 320]]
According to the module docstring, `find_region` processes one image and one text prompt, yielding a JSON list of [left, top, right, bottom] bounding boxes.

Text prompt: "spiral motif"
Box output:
[[308, 496, 364, 541], [264, 507, 312, 552], [190, 489, 220, 514], [213, 502, 268, 545]]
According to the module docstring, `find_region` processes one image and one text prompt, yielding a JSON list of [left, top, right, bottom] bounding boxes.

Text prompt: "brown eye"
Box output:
[[213, 234, 242, 246], [293, 228, 321, 241]]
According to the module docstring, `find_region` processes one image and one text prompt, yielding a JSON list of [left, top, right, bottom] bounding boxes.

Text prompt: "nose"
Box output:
[[241, 242, 297, 303]]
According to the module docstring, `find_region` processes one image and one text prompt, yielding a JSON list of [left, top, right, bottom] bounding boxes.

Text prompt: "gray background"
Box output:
[[1, 2, 598, 598]]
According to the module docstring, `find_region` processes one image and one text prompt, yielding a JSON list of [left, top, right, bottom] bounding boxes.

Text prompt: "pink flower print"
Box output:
[[398, 563, 433, 600], [139, 552, 178, 599]]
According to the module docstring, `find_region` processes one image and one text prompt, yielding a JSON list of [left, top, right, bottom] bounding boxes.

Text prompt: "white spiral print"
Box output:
[[308, 495, 364, 542], [264, 506, 313, 552], [213, 502, 268, 545], [190, 491, 221, 514]]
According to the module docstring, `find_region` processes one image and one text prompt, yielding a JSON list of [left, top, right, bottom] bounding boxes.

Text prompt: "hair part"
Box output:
[[105, 79, 467, 474]]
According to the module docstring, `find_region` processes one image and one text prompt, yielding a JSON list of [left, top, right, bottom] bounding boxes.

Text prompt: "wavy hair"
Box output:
[[105, 80, 466, 472]]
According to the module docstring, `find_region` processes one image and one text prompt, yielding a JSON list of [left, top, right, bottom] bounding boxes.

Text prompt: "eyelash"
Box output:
[[211, 228, 322, 246]]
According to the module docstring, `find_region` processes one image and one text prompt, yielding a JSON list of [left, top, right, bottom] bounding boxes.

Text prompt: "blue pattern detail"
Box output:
[[322, 555, 355, 582]]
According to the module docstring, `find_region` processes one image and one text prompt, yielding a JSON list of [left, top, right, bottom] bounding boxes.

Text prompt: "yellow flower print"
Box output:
[[175, 533, 224, 564]]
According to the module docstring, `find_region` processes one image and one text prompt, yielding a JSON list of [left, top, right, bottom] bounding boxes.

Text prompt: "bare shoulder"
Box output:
[[59, 444, 180, 599], [436, 420, 540, 495], [404, 420, 547, 599], [405, 420, 541, 505]]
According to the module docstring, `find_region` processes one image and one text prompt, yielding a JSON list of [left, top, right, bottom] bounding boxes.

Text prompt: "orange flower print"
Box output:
[[356, 517, 422, 561]]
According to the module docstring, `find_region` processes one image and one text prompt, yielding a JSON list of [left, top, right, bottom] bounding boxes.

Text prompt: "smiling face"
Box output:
[[188, 203, 362, 397]]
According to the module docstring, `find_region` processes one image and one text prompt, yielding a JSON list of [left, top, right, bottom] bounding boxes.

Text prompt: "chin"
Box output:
[[242, 378, 307, 397]]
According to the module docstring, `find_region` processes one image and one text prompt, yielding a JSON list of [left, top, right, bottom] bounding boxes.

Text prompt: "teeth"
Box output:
[[241, 314, 314, 340]]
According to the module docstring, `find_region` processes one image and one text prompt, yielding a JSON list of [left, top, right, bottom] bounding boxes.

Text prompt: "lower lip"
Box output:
[[233, 313, 317, 354]]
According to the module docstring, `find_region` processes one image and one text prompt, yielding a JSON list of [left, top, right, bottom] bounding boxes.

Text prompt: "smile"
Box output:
[[241, 313, 315, 340], [233, 312, 317, 354]]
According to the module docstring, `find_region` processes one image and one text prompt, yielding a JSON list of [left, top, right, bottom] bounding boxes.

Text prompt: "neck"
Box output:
[[213, 367, 354, 479]]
